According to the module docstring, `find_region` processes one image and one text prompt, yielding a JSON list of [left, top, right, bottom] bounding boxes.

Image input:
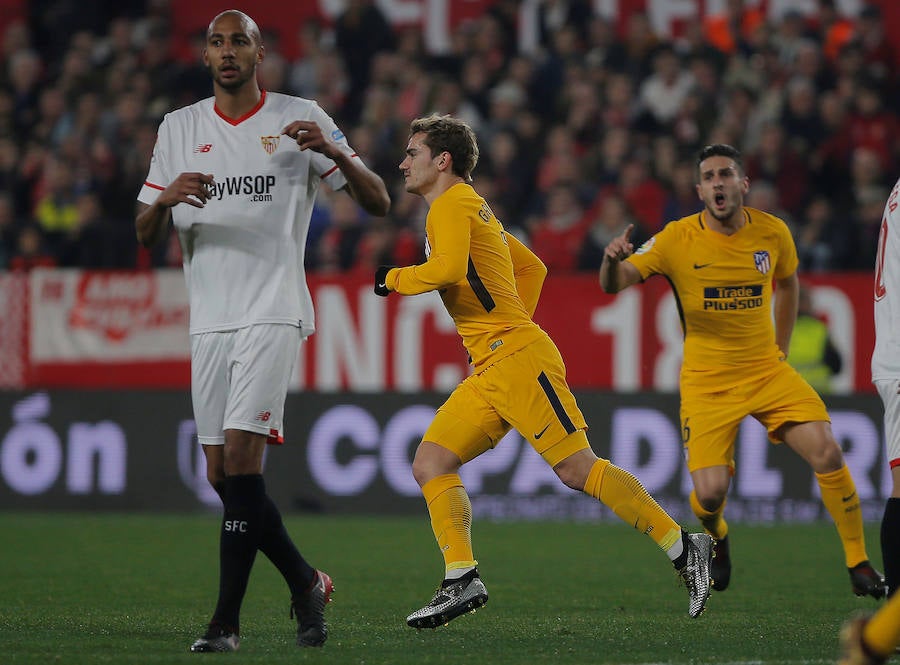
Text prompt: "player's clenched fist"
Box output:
[[604, 223, 635, 262]]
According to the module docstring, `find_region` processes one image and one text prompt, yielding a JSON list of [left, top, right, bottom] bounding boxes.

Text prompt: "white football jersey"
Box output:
[[873, 176, 900, 379], [138, 90, 356, 335]]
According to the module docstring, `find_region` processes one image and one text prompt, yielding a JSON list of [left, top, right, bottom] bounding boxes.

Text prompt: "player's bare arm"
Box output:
[[282, 120, 390, 217], [773, 271, 799, 358], [599, 223, 642, 293], [135, 172, 214, 247]]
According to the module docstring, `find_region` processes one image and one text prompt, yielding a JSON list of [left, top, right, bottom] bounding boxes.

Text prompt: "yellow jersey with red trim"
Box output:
[[385, 183, 547, 370], [626, 207, 798, 385]]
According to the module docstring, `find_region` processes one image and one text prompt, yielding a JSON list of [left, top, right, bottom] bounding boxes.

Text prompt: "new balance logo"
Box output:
[[256, 410, 271, 422], [194, 143, 213, 153]]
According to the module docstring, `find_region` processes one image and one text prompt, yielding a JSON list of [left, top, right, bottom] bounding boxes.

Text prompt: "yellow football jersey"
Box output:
[[386, 183, 546, 370], [626, 207, 798, 385]]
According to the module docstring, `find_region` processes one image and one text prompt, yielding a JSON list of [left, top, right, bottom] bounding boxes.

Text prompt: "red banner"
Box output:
[[20, 269, 875, 393]]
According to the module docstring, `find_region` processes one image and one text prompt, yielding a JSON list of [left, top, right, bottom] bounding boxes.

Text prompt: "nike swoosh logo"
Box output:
[[693, 263, 713, 269], [377, 282, 386, 289], [842, 492, 857, 502], [534, 424, 550, 440]]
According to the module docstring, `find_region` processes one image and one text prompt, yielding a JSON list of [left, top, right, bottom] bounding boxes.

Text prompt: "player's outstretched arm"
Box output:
[[282, 120, 390, 217], [599, 223, 642, 293], [135, 172, 214, 247]]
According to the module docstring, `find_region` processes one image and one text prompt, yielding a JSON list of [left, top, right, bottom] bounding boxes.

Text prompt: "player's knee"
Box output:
[[811, 440, 845, 473], [695, 492, 725, 513], [206, 468, 225, 490], [411, 441, 460, 488], [553, 452, 593, 491]]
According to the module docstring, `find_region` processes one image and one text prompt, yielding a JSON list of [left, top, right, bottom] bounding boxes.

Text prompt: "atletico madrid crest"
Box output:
[[753, 250, 771, 274], [261, 136, 279, 155]]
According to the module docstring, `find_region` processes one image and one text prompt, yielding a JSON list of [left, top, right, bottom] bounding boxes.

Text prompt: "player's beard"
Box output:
[[706, 192, 740, 222], [211, 63, 255, 91]]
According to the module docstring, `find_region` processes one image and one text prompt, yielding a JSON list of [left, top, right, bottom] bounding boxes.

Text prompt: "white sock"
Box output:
[[444, 566, 476, 581], [666, 532, 686, 563]]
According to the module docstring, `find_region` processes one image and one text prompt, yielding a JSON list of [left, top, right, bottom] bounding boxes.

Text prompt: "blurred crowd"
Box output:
[[2, 0, 898, 274]]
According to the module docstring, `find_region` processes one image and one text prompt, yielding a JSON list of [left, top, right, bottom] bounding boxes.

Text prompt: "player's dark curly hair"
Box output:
[[696, 144, 744, 175], [409, 114, 479, 182]]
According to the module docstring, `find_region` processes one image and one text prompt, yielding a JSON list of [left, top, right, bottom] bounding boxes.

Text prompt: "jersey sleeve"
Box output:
[[773, 218, 799, 279], [506, 231, 546, 317], [387, 195, 471, 295], [137, 115, 173, 205], [625, 225, 672, 279], [307, 102, 355, 192]]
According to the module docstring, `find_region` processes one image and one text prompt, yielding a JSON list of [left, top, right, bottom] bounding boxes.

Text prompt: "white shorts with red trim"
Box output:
[[191, 323, 301, 446], [875, 379, 900, 469]]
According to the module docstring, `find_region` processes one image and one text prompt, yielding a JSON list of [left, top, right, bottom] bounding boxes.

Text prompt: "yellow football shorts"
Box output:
[[680, 360, 830, 473], [423, 334, 588, 467]]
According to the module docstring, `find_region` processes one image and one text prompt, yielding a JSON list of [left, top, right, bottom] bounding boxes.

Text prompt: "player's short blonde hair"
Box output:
[[409, 114, 479, 182]]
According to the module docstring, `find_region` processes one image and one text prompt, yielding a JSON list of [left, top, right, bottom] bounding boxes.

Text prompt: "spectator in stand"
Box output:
[[618, 156, 667, 235], [854, 5, 896, 88], [528, 183, 588, 274], [482, 129, 532, 225], [662, 160, 703, 223], [637, 44, 695, 134], [780, 76, 825, 156], [703, 0, 765, 57], [313, 194, 369, 274], [427, 77, 484, 135], [578, 191, 640, 271], [796, 195, 840, 272], [57, 191, 127, 268], [334, 0, 395, 122], [745, 122, 810, 220], [843, 184, 888, 271], [599, 72, 638, 131], [587, 125, 631, 188], [812, 0, 855, 65], [847, 76, 899, 173], [0, 193, 19, 269], [9, 222, 56, 272], [32, 155, 81, 252], [618, 11, 659, 81], [788, 282, 843, 395]]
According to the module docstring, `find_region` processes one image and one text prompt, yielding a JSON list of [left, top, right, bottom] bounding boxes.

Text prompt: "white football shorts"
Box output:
[[875, 378, 900, 468], [191, 323, 302, 445]]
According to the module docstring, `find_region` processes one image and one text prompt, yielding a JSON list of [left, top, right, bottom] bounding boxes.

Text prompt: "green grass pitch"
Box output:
[[0, 513, 884, 664]]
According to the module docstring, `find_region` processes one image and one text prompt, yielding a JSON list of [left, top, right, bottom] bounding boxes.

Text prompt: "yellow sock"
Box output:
[[865, 594, 900, 657], [689, 490, 729, 540], [421, 474, 477, 575], [816, 465, 868, 567], [585, 459, 681, 552]]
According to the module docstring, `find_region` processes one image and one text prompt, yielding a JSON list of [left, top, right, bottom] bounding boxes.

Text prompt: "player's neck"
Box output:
[[702, 208, 745, 236], [422, 175, 465, 206], [214, 83, 263, 121]]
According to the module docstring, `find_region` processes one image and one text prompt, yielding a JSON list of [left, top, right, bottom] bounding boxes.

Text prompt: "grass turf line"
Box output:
[[0, 513, 881, 664]]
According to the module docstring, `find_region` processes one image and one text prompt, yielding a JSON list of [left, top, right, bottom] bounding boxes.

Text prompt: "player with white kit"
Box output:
[[838, 178, 900, 664], [135, 10, 390, 652]]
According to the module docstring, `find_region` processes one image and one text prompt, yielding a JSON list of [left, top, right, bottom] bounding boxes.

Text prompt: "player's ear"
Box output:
[[257, 44, 265, 63]]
